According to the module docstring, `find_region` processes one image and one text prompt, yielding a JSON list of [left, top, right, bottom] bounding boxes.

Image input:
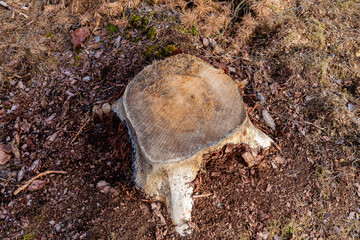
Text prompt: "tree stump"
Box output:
[[112, 54, 273, 236]]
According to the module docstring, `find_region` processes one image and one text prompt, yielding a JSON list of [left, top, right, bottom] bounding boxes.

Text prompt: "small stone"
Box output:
[[273, 235, 282, 240], [257, 230, 270, 239], [202, 38, 209, 47], [94, 36, 101, 43], [82, 76, 90, 81], [55, 224, 61, 231], [114, 36, 122, 48], [228, 66, 236, 73], [101, 103, 111, 114], [271, 162, 277, 169], [269, 83, 278, 95], [29, 159, 41, 172], [49, 220, 56, 225], [256, 92, 265, 102], [208, 38, 217, 48], [17, 166, 26, 181], [47, 131, 60, 142], [18, 81, 24, 89], [96, 180, 110, 194], [348, 212, 356, 220], [348, 103, 355, 112], [274, 156, 285, 165]]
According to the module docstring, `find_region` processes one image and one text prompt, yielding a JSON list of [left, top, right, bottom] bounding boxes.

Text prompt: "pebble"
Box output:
[[273, 235, 282, 240], [208, 38, 217, 48], [348, 103, 355, 112], [55, 224, 61, 231], [348, 211, 355, 220], [17, 166, 26, 181], [96, 180, 110, 194], [94, 36, 101, 43], [29, 159, 41, 172], [228, 66, 236, 73], [256, 92, 265, 102], [202, 38, 209, 47], [101, 103, 111, 114], [49, 220, 55, 225]]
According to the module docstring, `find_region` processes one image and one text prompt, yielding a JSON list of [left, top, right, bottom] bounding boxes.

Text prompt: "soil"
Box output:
[[1, 1, 359, 240]]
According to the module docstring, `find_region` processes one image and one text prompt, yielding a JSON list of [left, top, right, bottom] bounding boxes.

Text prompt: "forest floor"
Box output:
[[0, 0, 359, 239]]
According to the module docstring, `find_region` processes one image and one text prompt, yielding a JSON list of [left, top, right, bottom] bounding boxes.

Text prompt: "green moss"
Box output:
[[45, 31, 54, 39], [282, 223, 296, 239], [191, 25, 198, 36], [306, 18, 326, 48], [146, 26, 157, 40], [144, 44, 159, 57], [129, 14, 141, 28], [180, 27, 188, 34], [23, 233, 35, 240], [134, 37, 141, 43], [108, 24, 119, 35], [147, 0, 156, 6], [141, 18, 149, 29], [164, 44, 177, 56], [74, 55, 82, 61]]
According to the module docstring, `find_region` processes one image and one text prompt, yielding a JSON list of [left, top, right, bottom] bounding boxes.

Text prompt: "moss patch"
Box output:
[[108, 24, 119, 35], [146, 26, 157, 40], [129, 14, 140, 28]]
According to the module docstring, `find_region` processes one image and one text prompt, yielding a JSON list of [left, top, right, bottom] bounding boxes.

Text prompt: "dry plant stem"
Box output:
[[0, 1, 28, 18], [14, 170, 67, 195], [270, 111, 325, 130], [0, 1, 13, 10], [71, 117, 91, 144], [193, 193, 212, 198]]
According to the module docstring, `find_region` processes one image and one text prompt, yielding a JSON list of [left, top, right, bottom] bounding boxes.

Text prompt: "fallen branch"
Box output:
[[14, 170, 67, 195], [71, 117, 91, 144]]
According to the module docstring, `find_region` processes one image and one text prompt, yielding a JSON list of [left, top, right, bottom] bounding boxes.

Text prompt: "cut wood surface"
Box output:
[[122, 54, 247, 163]]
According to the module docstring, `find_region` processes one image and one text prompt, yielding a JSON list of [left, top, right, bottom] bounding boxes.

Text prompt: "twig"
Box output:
[[14, 170, 67, 195], [270, 111, 325, 130], [193, 193, 212, 198], [71, 117, 91, 144], [0, 1, 29, 18], [0, 1, 13, 10]]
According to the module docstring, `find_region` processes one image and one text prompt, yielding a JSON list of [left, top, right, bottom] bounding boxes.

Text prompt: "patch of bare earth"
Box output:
[[1, 1, 359, 240]]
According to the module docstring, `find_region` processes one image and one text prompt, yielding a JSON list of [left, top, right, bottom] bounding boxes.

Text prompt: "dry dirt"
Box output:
[[0, 1, 359, 240]]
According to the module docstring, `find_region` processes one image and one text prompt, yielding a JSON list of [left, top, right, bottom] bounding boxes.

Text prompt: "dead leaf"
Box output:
[[151, 202, 166, 225], [1, 143, 12, 153], [242, 151, 257, 167], [17, 166, 26, 181], [0, 144, 12, 165], [27, 179, 47, 191], [70, 27, 90, 49], [262, 109, 276, 131], [47, 130, 60, 142], [258, 211, 270, 222]]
